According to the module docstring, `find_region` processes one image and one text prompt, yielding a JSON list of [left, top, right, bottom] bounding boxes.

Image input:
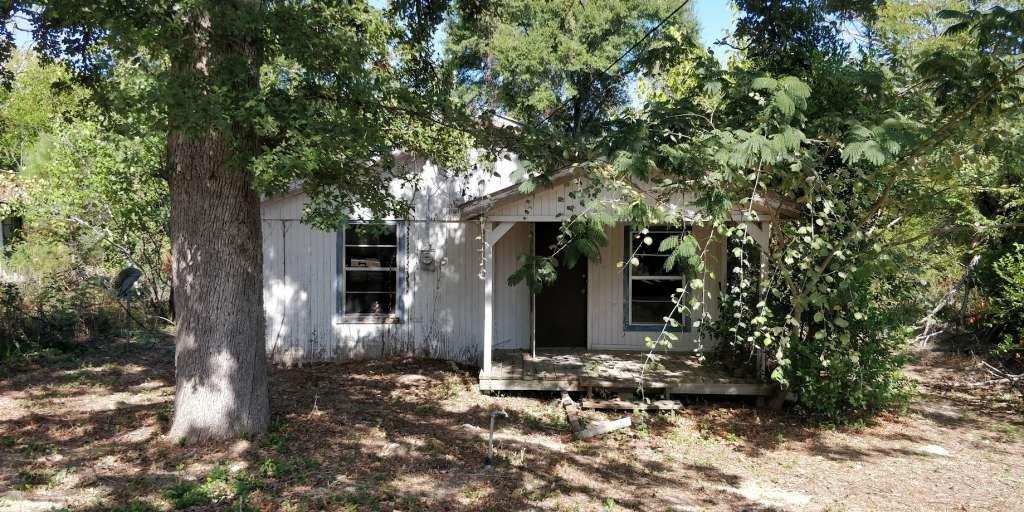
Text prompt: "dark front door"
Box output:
[[534, 222, 587, 348]]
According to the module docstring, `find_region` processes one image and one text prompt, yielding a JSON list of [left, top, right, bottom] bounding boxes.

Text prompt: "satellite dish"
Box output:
[[113, 267, 142, 298]]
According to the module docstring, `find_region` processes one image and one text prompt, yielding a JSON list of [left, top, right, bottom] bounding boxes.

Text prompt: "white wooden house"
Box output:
[[261, 155, 789, 394]]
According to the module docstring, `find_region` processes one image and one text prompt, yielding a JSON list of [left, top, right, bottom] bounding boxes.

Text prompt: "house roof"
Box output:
[[458, 165, 580, 220], [458, 166, 801, 221]]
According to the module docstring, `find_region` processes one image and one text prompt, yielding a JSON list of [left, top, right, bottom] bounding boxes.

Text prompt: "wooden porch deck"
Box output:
[[479, 350, 775, 396]]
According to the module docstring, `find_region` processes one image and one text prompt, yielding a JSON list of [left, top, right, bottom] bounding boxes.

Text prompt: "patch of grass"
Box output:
[[993, 421, 1024, 440], [156, 404, 173, 424], [334, 501, 358, 512], [161, 465, 259, 510], [130, 328, 170, 345], [461, 487, 486, 502], [397, 493, 425, 510], [632, 411, 651, 438], [47, 466, 76, 489], [498, 447, 527, 467], [414, 401, 443, 415], [262, 418, 291, 452], [432, 374, 464, 400], [257, 455, 320, 480], [531, 485, 562, 502], [111, 500, 160, 512], [556, 502, 584, 512], [522, 402, 569, 431], [161, 481, 212, 509], [666, 420, 730, 447], [336, 483, 382, 509], [19, 440, 53, 456], [68, 366, 105, 387], [276, 500, 305, 512], [15, 470, 49, 490], [257, 457, 280, 478]]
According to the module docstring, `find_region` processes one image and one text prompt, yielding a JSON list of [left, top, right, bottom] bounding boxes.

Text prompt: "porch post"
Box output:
[[529, 223, 536, 359], [745, 221, 771, 381], [482, 221, 515, 377]]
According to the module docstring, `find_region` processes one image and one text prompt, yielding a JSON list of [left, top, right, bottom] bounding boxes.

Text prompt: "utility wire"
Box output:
[[535, 0, 692, 128], [394, 0, 691, 145]]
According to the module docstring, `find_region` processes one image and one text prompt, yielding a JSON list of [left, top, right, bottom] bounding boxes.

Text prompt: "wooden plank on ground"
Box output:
[[580, 399, 683, 411], [560, 392, 583, 434], [576, 417, 632, 440]]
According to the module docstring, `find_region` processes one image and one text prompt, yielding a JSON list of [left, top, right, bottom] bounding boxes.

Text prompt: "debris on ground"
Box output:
[[0, 338, 1021, 511], [561, 392, 632, 440]]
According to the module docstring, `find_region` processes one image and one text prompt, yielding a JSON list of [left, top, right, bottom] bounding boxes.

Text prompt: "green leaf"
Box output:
[[518, 178, 537, 194], [658, 235, 679, 252], [751, 76, 777, 91], [773, 92, 795, 116], [779, 76, 811, 100]]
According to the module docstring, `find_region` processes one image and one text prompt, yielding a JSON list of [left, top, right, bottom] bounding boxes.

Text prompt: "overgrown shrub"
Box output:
[[0, 263, 129, 361], [0, 283, 28, 359], [988, 244, 1024, 360], [711, 206, 921, 423]]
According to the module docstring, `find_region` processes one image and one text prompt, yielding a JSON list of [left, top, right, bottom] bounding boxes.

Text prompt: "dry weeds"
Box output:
[[0, 336, 1021, 511]]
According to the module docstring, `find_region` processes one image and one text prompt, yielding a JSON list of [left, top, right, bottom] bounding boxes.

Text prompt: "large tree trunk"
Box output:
[[167, 2, 269, 441], [166, 133, 268, 441]]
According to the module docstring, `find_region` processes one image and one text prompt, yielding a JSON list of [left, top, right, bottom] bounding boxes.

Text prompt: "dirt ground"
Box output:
[[0, 335, 1021, 512]]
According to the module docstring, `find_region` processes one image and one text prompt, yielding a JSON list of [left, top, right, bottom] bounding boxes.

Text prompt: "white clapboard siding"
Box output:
[[587, 223, 722, 352], [261, 157, 740, 364], [260, 184, 530, 365], [486, 181, 588, 220], [492, 222, 531, 350]]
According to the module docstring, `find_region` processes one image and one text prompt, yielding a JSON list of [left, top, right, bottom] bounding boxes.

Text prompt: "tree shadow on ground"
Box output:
[[1, 338, 1021, 511]]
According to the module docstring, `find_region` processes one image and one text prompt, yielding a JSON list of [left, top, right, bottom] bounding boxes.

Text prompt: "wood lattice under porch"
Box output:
[[479, 349, 776, 396]]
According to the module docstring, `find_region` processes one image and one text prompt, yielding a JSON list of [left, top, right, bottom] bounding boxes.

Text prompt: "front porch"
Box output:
[[466, 170, 779, 398], [479, 349, 775, 396]]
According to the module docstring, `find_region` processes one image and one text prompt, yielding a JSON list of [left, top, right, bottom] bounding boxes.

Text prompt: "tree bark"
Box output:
[[166, 2, 269, 441]]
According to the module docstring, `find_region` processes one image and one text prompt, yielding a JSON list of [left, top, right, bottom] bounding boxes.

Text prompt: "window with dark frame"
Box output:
[[628, 225, 688, 326], [342, 224, 398, 319]]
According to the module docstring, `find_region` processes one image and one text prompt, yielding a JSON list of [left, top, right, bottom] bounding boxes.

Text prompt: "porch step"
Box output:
[[580, 399, 683, 411], [483, 350, 777, 396]]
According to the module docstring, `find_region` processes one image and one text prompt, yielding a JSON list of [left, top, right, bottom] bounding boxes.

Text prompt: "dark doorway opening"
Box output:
[[534, 222, 587, 348]]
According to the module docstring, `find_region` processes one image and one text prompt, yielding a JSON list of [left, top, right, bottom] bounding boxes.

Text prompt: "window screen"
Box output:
[[343, 224, 398, 317], [628, 226, 687, 325]]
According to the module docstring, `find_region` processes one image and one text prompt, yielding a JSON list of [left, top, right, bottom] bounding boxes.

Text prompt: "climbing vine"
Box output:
[[504, 5, 1024, 421]]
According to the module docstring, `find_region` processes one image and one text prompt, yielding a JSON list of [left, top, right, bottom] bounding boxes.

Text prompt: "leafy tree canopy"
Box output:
[[10, 0, 472, 228], [497, 0, 1024, 420]]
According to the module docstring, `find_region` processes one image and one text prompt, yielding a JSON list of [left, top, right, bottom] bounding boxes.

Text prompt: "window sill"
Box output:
[[623, 322, 690, 333], [338, 314, 401, 325]]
